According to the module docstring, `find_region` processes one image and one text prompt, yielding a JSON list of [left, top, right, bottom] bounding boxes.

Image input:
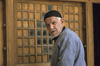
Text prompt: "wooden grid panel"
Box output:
[[16, 1, 81, 64], [17, 2, 54, 64], [64, 6, 80, 36]]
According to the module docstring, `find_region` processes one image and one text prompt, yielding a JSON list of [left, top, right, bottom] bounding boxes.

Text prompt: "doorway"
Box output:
[[14, 1, 84, 66], [93, 3, 100, 66]]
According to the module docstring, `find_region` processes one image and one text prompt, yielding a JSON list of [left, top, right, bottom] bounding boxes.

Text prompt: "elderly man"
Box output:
[[44, 10, 86, 66]]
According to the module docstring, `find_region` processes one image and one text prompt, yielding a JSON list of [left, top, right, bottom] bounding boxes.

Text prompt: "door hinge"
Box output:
[[83, 10, 85, 13], [4, 47, 7, 50], [3, 6, 5, 9], [3, 24, 6, 27], [83, 26, 86, 29], [83, 45, 87, 48]]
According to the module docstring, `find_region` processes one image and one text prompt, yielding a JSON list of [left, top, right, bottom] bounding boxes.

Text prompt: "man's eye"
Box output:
[[46, 24, 49, 27], [52, 22, 55, 24]]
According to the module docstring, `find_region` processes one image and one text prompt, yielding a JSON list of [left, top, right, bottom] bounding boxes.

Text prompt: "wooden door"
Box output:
[[15, 1, 85, 66], [0, 0, 3, 66]]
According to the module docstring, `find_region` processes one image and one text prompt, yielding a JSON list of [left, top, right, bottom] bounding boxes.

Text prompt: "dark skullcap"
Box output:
[[44, 10, 62, 20]]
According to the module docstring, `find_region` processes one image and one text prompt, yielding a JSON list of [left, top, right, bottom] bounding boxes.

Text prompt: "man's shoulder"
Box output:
[[61, 28, 78, 38]]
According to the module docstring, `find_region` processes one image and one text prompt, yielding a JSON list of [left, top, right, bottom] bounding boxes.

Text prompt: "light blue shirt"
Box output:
[[51, 28, 86, 66]]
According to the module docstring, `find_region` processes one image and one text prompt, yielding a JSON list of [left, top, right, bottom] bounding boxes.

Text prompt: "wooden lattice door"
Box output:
[[15, 1, 84, 66]]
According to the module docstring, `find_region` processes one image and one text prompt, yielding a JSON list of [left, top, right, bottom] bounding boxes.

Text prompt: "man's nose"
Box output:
[[50, 24, 54, 29]]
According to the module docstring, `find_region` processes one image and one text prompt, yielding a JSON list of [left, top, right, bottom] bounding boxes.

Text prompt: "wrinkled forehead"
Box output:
[[45, 18, 52, 23], [45, 17, 59, 23]]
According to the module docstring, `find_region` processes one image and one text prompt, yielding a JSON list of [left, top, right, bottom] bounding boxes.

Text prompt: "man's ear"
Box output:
[[61, 18, 65, 24]]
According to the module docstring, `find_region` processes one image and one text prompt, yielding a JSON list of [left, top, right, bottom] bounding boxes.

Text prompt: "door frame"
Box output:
[[6, 0, 17, 66], [85, 2, 94, 66], [0, 0, 5, 66], [2, 0, 7, 66], [6, 0, 94, 66]]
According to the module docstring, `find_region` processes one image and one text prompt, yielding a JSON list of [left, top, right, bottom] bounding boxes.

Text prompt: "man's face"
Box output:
[[44, 17, 64, 37]]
